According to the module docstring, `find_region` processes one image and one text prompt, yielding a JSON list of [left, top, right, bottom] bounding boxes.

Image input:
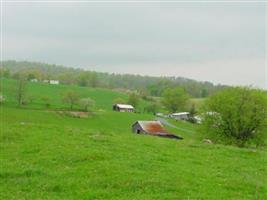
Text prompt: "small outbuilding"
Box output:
[[49, 80, 59, 85], [132, 121, 183, 140], [170, 112, 190, 120], [113, 104, 134, 112]]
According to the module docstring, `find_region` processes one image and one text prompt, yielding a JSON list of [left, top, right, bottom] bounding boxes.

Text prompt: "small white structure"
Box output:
[[113, 104, 134, 112], [49, 80, 59, 85], [0, 94, 5, 103], [194, 115, 202, 124], [156, 113, 164, 117], [43, 80, 59, 84], [30, 79, 38, 82], [170, 112, 190, 120]]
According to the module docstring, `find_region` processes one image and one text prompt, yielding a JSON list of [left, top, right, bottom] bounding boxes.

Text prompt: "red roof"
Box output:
[[134, 121, 182, 139]]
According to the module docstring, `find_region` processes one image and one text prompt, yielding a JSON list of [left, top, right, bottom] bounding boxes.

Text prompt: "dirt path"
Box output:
[[155, 117, 195, 134]]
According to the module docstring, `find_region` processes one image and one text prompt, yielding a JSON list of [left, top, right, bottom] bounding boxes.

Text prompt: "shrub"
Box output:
[[62, 91, 80, 110], [201, 87, 267, 147], [79, 98, 95, 112], [162, 87, 190, 113]]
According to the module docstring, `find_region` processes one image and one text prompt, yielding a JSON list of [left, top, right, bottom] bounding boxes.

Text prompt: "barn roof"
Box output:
[[133, 121, 183, 139], [115, 104, 134, 109], [134, 121, 169, 134]]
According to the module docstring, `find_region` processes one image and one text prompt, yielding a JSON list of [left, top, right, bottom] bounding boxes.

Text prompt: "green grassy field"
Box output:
[[1, 79, 267, 199]]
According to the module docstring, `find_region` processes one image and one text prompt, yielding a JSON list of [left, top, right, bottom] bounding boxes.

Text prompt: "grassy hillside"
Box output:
[[1, 79, 267, 199], [1, 78, 133, 111]]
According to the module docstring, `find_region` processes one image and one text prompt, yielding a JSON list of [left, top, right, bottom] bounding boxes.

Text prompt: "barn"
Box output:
[[113, 104, 134, 112], [132, 121, 183, 139]]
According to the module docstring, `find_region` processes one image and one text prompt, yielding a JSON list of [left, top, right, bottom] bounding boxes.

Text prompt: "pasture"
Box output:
[[0, 79, 267, 199]]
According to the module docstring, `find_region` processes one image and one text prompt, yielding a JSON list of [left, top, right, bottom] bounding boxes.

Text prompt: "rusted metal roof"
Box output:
[[133, 121, 183, 139], [137, 121, 168, 134]]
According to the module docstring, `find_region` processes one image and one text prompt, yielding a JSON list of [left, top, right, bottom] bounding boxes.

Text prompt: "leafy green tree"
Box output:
[[89, 72, 98, 88], [41, 96, 51, 108], [59, 72, 75, 85], [188, 104, 197, 123], [79, 98, 95, 111], [162, 87, 190, 113], [201, 88, 208, 98], [113, 98, 126, 105], [62, 91, 80, 110], [202, 87, 267, 147], [145, 102, 160, 114], [128, 93, 140, 108], [15, 75, 27, 106], [77, 72, 90, 87]]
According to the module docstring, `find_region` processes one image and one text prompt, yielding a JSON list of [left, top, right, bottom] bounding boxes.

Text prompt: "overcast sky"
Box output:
[[2, 1, 266, 88]]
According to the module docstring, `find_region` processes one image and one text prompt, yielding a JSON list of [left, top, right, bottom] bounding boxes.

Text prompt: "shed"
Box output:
[[171, 112, 190, 120], [113, 104, 134, 112], [132, 121, 183, 140]]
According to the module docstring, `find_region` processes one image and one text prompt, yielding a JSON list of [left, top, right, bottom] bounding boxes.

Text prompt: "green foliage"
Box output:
[[162, 87, 190, 113], [62, 90, 80, 110], [113, 97, 126, 105], [41, 96, 51, 108], [201, 87, 267, 147], [144, 102, 160, 114], [14, 75, 27, 106], [187, 104, 197, 123], [1, 78, 143, 111], [128, 93, 140, 108], [79, 98, 95, 111], [2, 60, 226, 98], [0, 68, 10, 78]]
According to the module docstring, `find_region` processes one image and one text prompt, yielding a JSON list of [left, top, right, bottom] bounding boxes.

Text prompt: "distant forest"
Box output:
[[1, 60, 227, 98]]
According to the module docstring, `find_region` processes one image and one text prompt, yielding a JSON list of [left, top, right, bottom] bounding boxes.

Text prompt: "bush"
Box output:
[[41, 96, 51, 108], [113, 98, 126, 105], [0, 94, 6, 104], [162, 87, 190, 113], [79, 98, 95, 112], [201, 87, 267, 147], [62, 91, 80, 110], [144, 103, 160, 114], [128, 93, 140, 108]]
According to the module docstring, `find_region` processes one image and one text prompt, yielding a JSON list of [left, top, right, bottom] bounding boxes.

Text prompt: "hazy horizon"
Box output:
[[3, 2, 266, 89]]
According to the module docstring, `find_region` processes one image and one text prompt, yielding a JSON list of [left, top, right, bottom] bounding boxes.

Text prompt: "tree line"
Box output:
[[1, 60, 227, 98]]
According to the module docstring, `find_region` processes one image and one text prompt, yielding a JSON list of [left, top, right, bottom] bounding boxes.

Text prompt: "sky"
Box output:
[[2, 1, 266, 88]]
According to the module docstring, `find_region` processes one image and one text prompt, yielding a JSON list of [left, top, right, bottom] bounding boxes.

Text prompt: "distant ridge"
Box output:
[[1, 60, 227, 98]]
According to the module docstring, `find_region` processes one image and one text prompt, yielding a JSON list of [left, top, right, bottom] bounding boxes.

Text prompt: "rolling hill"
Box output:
[[0, 78, 266, 199]]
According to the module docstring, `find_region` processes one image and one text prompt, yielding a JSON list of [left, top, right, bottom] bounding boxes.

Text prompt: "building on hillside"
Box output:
[[194, 115, 202, 124], [132, 121, 183, 139], [170, 112, 190, 120], [0, 94, 5, 103], [49, 80, 59, 85], [30, 78, 38, 82], [156, 113, 165, 117], [43, 80, 59, 84], [113, 104, 134, 112]]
